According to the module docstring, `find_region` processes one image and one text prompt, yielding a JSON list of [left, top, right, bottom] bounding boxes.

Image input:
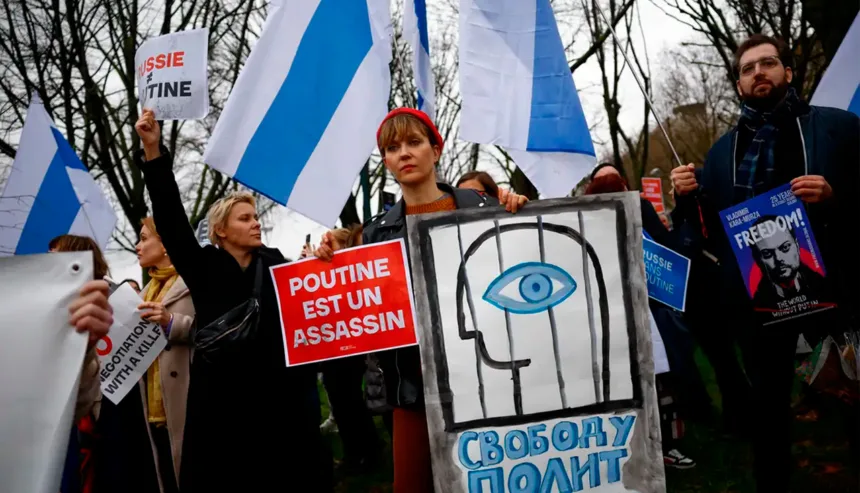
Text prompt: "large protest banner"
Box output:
[[96, 284, 167, 404], [407, 194, 665, 493], [136, 28, 209, 120], [271, 240, 419, 367], [720, 184, 834, 325], [0, 252, 91, 493], [642, 234, 690, 312]]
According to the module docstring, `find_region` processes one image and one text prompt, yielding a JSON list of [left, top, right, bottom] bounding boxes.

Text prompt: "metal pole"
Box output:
[[590, 0, 684, 168]]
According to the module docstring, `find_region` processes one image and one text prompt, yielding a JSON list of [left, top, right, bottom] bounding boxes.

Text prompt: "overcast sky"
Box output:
[[108, 0, 697, 283]]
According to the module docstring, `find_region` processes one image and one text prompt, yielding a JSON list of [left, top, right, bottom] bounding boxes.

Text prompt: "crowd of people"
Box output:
[[54, 33, 857, 493]]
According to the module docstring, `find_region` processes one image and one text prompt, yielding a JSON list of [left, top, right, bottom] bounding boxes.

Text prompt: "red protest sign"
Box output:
[[271, 239, 418, 367], [640, 177, 665, 213]]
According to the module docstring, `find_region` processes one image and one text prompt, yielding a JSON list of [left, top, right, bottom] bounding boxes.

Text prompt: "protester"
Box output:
[[94, 217, 195, 493], [134, 109, 331, 492], [48, 235, 109, 422], [49, 235, 112, 493], [303, 224, 382, 474], [583, 164, 704, 468], [315, 108, 527, 492], [456, 170, 530, 210], [671, 34, 860, 490], [456, 171, 500, 199]]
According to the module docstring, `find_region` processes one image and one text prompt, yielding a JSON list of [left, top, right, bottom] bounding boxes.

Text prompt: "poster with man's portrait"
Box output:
[[720, 184, 835, 325], [406, 193, 665, 493]]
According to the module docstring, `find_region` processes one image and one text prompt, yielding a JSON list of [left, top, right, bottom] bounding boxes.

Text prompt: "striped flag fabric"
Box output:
[[0, 95, 117, 256], [203, 0, 392, 227], [404, 0, 436, 120], [810, 12, 860, 116], [459, 0, 596, 198]]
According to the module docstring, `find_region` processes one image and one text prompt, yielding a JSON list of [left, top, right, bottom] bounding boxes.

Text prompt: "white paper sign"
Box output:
[[0, 252, 91, 493], [406, 195, 667, 493], [96, 284, 167, 404], [136, 28, 209, 120]]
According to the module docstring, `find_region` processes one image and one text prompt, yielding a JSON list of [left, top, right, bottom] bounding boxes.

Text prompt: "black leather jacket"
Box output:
[[363, 182, 491, 408]]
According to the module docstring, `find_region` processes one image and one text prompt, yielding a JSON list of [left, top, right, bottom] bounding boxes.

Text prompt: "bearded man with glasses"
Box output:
[[669, 34, 859, 491]]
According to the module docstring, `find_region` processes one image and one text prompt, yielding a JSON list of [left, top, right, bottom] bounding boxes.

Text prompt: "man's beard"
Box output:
[[585, 174, 628, 195], [742, 78, 790, 110]]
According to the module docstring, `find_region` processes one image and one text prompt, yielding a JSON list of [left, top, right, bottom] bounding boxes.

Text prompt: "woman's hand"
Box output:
[[498, 188, 529, 213], [313, 232, 336, 262], [69, 280, 113, 349], [135, 109, 162, 161], [138, 301, 172, 328]]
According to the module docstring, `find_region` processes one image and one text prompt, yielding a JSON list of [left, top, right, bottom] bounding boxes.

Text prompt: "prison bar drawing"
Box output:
[[454, 215, 612, 419]]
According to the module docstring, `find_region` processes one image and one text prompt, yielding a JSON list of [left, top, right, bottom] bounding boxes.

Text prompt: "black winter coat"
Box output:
[[137, 151, 331, 492], [362, 183, 490, 408], [674, 105, 860, 334]]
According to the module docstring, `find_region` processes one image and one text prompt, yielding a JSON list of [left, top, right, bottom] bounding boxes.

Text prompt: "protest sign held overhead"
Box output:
[[642, 232, 690, 312], [96, 283, 167, 404], [271, 240, 418, 367], [406, 195, 666, 492], [639, 177, 665, 214], [720, 184, 834, 325], [136, 28, 209, 120]]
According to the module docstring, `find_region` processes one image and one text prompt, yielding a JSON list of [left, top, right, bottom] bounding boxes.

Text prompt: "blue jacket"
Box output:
[[674, 105, 859, 325]]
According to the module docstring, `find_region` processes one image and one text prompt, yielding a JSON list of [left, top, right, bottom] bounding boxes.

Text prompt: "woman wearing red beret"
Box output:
[[316, 108, 527, 492]]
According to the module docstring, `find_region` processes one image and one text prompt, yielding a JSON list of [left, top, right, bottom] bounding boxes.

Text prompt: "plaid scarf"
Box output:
[[734, 87, 807, 201]]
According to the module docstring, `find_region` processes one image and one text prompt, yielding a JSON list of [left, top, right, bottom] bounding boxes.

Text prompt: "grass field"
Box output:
[[321, 348, 858, 492]]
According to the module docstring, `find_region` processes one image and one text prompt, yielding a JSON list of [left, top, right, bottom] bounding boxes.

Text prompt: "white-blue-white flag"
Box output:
[[204, 0, 392, 227], [810, 13, 860, 116], [404, 0, 436, 120], [0, 95, 117, 256], [459, 0, 596, 198]]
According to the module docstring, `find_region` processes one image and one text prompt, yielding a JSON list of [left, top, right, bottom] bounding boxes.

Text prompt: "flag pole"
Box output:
[[588, 1, 684, 168]]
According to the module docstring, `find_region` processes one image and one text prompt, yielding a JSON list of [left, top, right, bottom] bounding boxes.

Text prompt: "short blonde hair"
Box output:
[[207, 191, 257, 246]]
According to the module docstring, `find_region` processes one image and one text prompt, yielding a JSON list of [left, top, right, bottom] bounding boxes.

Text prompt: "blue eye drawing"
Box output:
[[482, 261, 577, 314]]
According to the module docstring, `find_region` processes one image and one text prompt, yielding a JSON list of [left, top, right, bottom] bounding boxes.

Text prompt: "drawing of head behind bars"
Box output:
[[416, 199, 643, 432]]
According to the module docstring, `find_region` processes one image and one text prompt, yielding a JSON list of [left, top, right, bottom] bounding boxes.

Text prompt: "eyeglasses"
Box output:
[[739, 55, 782, 77]]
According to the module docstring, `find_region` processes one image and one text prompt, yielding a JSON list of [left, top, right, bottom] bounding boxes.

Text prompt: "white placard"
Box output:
[[406, 195, 667, 493], [96, 284, 167, 404], [136, 28, 209, 120], [0, 252, 92, 493]]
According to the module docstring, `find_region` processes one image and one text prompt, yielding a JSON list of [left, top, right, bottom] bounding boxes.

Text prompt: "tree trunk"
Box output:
[[359, 160, 372, 222], [339, 194, 361, 228]]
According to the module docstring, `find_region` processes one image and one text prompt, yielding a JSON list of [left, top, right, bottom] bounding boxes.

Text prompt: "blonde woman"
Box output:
[[134, 109, 331, 492]]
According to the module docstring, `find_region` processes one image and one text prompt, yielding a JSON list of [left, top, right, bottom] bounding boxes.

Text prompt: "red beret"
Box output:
[[376, 108, 444, 152]]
